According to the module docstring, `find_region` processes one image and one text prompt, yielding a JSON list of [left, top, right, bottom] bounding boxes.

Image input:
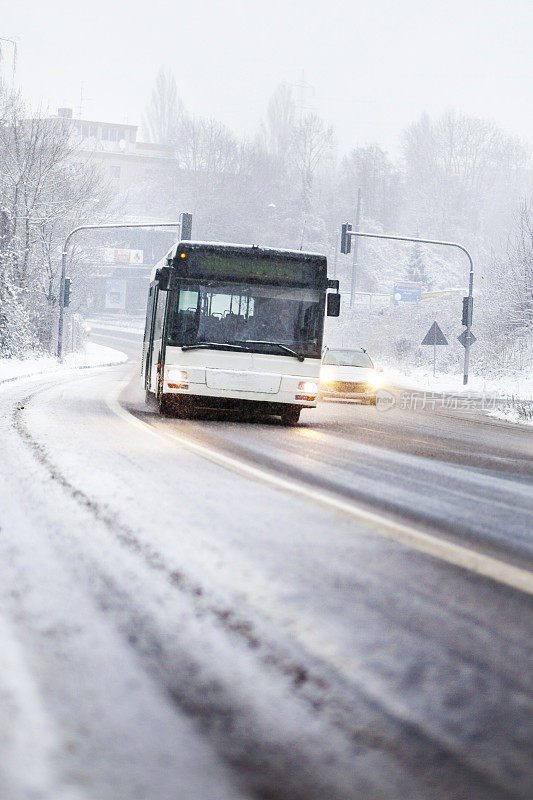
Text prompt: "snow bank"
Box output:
[[384, 366, 533, 400], [487, 404, 533, 427], [0, 343, 127, 384], [383, 366, 533, 426], [85, 315, 145, 335]]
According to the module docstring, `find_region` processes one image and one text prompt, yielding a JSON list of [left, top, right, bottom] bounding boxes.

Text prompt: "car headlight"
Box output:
[[298, 380, 318, 394], [168, 369, 188, 382], [368, 372, 384, 389], [319, 367, 335, 383]]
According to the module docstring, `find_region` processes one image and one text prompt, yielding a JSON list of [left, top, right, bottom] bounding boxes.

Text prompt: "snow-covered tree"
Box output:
[[0, 89, 108, 356], [405, 241, 431, 288]]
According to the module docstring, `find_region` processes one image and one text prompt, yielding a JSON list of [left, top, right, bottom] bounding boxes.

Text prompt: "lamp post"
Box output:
[[341, 229, 475, 385], [57, 214, 192, 361]]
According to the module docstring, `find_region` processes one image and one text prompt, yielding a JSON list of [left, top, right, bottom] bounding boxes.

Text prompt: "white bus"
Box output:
[[142, 241, 340, 424]]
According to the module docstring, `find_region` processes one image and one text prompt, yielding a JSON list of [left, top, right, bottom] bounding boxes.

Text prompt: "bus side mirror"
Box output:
[[155, 266, 171, 290], [327, 293, 341, 317]]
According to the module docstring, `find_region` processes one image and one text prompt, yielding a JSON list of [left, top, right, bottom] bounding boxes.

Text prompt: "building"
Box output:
[[55, 107, 175, 193], [53, 109, 178, 313]]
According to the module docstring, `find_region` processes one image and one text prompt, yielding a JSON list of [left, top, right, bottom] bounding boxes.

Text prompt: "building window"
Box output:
[[81, 124, 97, 138], [109, 165, 121, 180]]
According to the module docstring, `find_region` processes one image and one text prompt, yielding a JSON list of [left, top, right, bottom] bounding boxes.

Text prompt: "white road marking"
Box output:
[[107, 379, 533, 597]]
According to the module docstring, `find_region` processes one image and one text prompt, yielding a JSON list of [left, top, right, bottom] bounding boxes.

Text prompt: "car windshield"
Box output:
[[166, 281, 323, 358], [323, 349, 374, 368]]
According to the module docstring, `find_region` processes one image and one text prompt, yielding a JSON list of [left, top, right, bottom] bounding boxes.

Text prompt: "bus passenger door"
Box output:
[[149, 288, 167, 395], [143, 285, 156, 391]]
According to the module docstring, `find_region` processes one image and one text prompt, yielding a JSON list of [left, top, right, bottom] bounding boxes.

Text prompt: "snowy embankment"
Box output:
[[86, 314, 145, 335], [0, 342, 127, 384], [384, 366, 533, 426]]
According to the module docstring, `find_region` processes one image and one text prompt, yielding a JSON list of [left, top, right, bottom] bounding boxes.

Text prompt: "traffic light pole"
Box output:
[[340, 228, 474, 385], [57, 214, 192, 361], [349, 188, 361, 308]]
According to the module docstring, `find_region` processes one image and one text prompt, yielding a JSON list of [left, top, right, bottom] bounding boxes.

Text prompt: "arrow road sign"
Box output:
[[421, 321, 448, 346], [457, 329, 477, 348]]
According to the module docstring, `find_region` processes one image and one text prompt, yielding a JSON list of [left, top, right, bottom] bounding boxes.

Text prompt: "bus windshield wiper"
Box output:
[[240, 340, 305, 362], [181, 341, 254, 353]]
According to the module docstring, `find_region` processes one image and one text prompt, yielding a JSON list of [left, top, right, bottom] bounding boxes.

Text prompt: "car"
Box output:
[[319, 348, 384, 403]]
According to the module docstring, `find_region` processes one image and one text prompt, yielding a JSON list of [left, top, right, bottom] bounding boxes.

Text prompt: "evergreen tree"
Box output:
[[406, 241, 431, 288]]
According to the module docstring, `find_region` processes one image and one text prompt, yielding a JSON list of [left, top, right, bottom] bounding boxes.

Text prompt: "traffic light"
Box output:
[[462, 296, 473, 326], [341, 222, 352, 254], [63, 277, 71, 308], [180, 212, 193, 240]]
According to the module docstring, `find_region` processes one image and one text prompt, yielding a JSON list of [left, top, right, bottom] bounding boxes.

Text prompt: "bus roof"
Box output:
[[151, 240, 327, 282], [175, 240, 326, 262]]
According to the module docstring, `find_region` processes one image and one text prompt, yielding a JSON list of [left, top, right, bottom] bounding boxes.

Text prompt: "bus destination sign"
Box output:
[[180, 253, 325, 285]]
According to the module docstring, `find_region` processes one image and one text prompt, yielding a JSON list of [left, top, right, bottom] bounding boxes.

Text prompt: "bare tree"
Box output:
[[261, 83, 295, 172], [0, 93, 108, 354], [340, 144, 402, 230], [497, 200, 533, 337], [402, 110, 529, 241], [291, 113, 334, 208], [142, 68, 184, 145]]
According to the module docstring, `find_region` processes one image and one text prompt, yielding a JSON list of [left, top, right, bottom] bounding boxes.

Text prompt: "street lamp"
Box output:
[[57, 214, 192, 361]]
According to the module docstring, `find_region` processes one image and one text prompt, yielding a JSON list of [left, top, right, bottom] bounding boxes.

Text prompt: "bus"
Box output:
[[142, 240, 340, 424]]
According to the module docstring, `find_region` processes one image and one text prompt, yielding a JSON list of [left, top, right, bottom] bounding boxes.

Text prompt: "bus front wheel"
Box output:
[[280, 406, 301, 426]]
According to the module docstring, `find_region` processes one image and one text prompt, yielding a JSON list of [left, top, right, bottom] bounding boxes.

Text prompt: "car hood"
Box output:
[[320, 366, 377, 382]]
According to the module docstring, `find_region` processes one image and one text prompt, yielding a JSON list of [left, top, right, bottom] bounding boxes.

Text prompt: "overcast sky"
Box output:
[[2, 0, 532, 155]]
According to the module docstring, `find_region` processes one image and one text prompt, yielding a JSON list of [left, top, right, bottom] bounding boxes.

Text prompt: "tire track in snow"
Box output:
[[7, 382, 526, 800]]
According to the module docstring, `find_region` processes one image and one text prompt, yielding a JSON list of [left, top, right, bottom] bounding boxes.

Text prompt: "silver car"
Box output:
[[319, 348, 384, 403]]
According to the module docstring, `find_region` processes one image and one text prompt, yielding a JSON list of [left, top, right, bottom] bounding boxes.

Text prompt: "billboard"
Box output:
[[105, 279, 127, 309], [103, 248, 143, 265]]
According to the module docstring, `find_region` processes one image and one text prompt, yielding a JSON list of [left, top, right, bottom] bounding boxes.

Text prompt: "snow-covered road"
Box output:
[[0, 330, 532, 799]]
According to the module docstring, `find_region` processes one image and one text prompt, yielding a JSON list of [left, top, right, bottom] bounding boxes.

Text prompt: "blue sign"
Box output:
[[393, 282, 422, 305]]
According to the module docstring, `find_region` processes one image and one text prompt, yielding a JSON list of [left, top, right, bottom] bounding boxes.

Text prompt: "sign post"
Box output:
[[421, 321, 448, 376]]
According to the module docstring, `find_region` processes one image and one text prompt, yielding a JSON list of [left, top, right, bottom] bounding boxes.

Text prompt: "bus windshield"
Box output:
[[166, 281, 323, 358], [323, 349, 374, 368]]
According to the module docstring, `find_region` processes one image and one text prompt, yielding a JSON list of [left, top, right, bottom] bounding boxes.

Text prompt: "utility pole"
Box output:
[[349, 188, 361, 308], [294, 70, 313, 122]]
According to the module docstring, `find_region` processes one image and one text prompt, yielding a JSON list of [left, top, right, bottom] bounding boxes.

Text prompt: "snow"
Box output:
[[0, 342, 128, 384], [385, 366, 533, 399], [382, 366, 533, 426], [85, 315, 145, 335], [487, 404, 533, 427]]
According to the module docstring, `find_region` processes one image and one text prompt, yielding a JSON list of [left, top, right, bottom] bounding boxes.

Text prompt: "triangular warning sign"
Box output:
[[421, 321, 448, 346]]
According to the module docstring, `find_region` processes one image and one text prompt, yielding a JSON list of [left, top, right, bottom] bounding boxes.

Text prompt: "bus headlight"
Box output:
[[298, 381, 318, 395], [168, 369, 188, 382]]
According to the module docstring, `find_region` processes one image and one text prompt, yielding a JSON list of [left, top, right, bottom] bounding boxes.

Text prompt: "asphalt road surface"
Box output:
[[0, 325, 531, 800]]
